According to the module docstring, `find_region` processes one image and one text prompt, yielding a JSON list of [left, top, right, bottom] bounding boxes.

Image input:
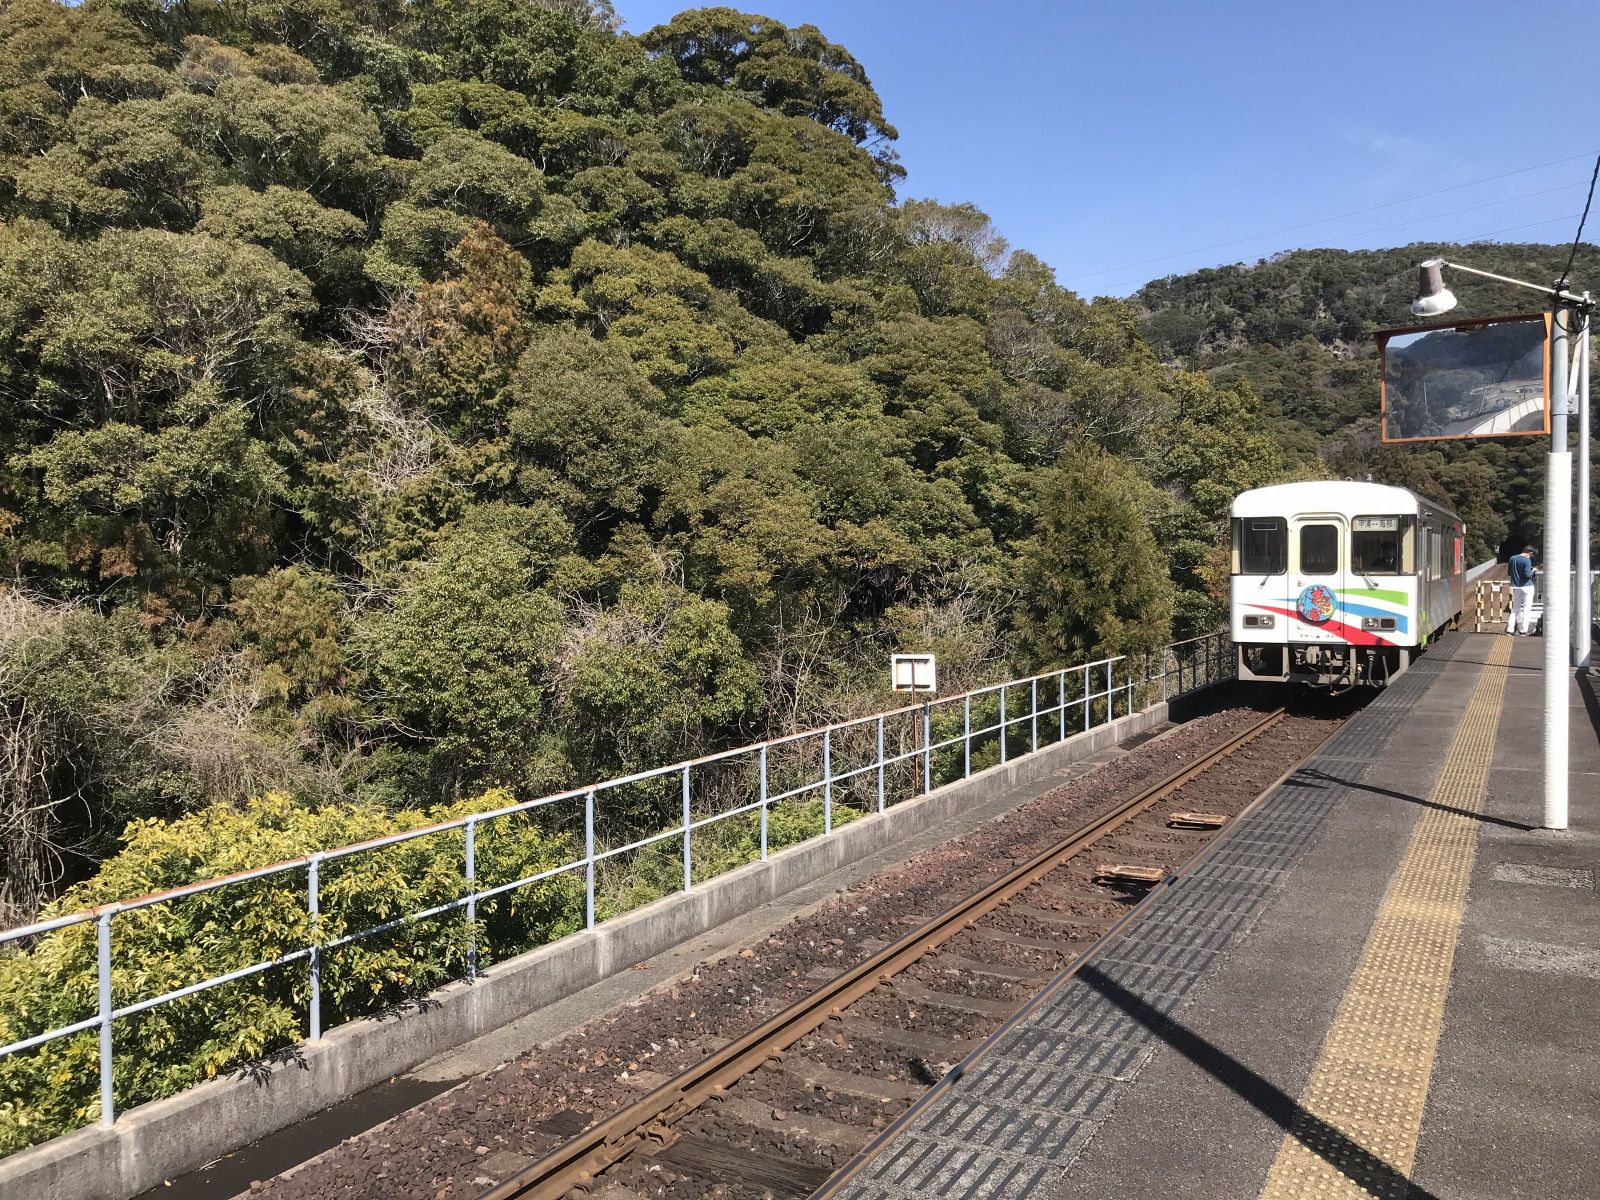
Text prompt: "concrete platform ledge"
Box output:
[[0, 701, 1173, 1200]]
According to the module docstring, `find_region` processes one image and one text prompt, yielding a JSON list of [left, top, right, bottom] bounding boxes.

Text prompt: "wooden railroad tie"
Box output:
[[1168, 811, 1229, 829], [1094, 863, 1166, 887]]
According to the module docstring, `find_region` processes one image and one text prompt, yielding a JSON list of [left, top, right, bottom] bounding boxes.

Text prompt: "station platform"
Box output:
[[837, 632, 1600, 1200]]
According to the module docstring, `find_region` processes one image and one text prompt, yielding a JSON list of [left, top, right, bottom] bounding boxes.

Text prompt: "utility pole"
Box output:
[[1575, 298, 1592, 671], [1411, 258, 1591, 830], [1545, 304, 1572, 829]]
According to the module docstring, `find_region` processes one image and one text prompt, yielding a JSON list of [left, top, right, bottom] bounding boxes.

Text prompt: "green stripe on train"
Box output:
[[1339, 587, 1408, 605]]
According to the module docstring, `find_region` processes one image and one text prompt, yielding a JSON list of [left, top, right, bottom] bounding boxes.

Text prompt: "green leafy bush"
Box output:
[[0, 789, 582, 1154]]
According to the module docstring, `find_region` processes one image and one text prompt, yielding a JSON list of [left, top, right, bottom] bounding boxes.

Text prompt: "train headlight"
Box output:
[[1243, 614, 1275, 629], [1361, 616, 1397, 631]]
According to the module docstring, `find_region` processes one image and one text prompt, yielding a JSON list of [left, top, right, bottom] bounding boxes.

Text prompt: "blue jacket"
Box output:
[[1509, 553, 1535, 587]]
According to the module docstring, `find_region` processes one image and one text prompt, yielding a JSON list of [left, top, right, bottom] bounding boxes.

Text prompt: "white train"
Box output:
[[1230, 481, 1464, 688]]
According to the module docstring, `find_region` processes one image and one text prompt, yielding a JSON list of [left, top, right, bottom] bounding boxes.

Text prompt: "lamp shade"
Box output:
[[1411, 258, 1458, 318]]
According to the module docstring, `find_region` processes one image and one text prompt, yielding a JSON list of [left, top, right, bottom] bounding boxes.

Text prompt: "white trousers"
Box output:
[[1507, 584, 1535, 633]]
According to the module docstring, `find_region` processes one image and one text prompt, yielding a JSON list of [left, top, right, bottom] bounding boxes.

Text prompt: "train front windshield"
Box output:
[[1232, 518, 1286, 574], [1350, 516, 1410, 574]]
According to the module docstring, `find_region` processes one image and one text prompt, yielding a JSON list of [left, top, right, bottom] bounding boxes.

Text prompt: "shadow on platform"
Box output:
[[1579, 669, 1600, 742], [1079, 964, 1442, 1200], [1292, 767, 1536, 832]]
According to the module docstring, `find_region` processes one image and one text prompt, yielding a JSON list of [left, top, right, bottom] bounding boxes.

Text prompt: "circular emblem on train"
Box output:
[[1296, 584, 1337, 624]]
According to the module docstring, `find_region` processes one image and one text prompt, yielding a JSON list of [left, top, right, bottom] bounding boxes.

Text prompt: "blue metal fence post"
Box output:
[[823, 728, 833, 834], [875, 716, 885, 812], [963, 694, 971, 778], [922, 700, 932, 793], [681, 764, 693, 892], [464, 819, 477, 981], [307, 855, 321, 1040], [97, 910, 114, 1126], [759, 744, 769, 860], [999, 687, 1008, 765], [584, 790, 596, 929]]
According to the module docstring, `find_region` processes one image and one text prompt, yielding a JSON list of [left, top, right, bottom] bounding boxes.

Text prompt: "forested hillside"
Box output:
[[0, 0, 1288, 923], [1137, 241, 1600, 563]]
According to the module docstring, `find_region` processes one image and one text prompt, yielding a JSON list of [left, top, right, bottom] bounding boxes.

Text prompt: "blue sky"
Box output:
[[618, 1, 1598, 297]]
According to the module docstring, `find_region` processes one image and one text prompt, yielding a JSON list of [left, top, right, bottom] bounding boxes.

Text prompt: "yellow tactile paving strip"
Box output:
[[1257, 636, 1511, 1199]]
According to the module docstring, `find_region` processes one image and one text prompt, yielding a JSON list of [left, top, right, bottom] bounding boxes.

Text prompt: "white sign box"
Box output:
[[891, 653, 937, 693]]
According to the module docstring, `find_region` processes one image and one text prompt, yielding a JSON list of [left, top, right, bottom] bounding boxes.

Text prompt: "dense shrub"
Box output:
[[0, 789, 582, 1154]]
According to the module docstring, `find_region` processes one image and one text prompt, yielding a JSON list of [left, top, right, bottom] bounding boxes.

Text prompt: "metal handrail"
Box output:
[[0, 631, 1233, 1136]]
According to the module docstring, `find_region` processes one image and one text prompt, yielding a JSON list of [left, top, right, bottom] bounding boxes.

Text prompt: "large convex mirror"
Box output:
[[1378, 313, 1549, 443]]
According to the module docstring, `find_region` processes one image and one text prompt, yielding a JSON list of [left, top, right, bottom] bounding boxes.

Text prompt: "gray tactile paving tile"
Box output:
[[1019, 998, 1164, 1041], [985, 1027, 1155, 1077], [854, 1138, 1063, 1199], [1127, 902, 1257, 938], [1182, 861, 1289, 886], [1095, 937, 1220, 973], [957, 1061, 1119, 1116], [835, 636, 1466, 1199], [918, 1097, 1100, 1159], [1109, 922, 1239, 955], [1087, 959, 1203, 1000]]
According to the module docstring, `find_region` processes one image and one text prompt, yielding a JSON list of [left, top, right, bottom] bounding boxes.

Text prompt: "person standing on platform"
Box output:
[[1507, 545, 1537, 635]]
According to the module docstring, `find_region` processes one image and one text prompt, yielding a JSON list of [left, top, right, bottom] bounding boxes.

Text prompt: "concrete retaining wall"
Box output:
[[1, 701, 1172, 1200]]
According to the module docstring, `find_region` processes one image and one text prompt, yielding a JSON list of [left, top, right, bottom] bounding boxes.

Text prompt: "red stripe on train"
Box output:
[[1249, 605, 1395, 647]]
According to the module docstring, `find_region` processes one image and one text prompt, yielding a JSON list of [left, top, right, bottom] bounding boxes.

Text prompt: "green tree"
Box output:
[[557, 581, 760, 779], [640, 8, 899, 157], [365, 506, 570, 794], [1015, 446, 1174, 665], [506, 326, 673, 535]]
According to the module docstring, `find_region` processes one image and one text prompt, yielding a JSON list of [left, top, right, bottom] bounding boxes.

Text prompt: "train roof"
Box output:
[[1231, 481, 1461, 522]]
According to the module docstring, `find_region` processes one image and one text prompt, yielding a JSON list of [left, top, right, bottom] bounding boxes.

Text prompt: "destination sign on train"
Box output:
[[1376, 313, 1550, 444]]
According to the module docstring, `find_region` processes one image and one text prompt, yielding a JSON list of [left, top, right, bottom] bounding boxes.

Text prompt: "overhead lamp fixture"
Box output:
[[1410, 258, 1458, 318]]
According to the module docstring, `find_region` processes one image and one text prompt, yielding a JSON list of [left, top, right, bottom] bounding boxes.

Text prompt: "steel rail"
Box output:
[[477, 707, 1287, 1200], [807, 703, 1328, 1200]]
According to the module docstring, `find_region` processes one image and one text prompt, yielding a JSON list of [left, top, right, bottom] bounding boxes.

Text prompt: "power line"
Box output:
[[1557, 154, 1600, 290], [1332, 182, 1583, 240], [1456, 211, 1588, 244], [1060, 151, 1598, 286]]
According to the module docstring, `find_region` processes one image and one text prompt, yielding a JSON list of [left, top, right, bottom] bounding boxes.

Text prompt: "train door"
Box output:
[[1290, 514, 1346, 642]]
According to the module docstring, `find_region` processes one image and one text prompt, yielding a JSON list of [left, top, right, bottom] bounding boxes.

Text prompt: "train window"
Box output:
[[1234, 518, 1286, 574], [1351, 516, 1403, 574], [1299, 524, 1338, 574]]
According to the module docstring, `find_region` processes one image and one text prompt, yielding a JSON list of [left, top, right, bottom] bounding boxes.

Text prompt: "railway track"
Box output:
[[478, 704, 1339, 1200]]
